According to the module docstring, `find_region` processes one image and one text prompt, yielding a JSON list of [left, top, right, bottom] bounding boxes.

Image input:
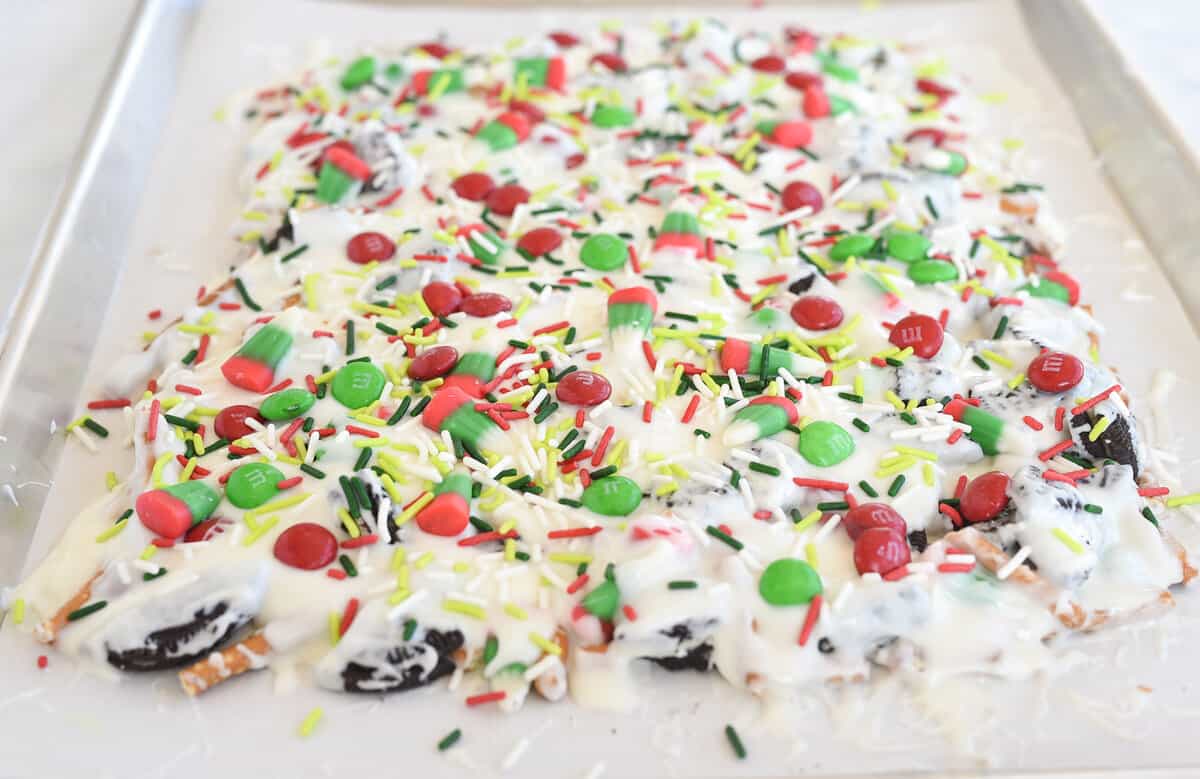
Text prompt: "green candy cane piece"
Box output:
[[316, 162, 357, 204], [435, 472, 474, 500], [452, 352, 497, 382], [332, 361, 386, 409], [239, 324, 292, 367], [591, 104, 635, 129], [162, 481, 220, 525], [259, 388, 315, 421], [581, 578, 620, 620], [225, 462, 285, 509], [477, 120, 519, 152]]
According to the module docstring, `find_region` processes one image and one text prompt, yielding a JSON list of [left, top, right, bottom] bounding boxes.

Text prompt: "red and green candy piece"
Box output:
[[607, 286, 658, 339], [514, 57, 566, 90], [136, 481, 221, 539], [723, 396, 799, 446], [458, 223, 506, 264], [316, 145, 372, 204], [222, 323, 293, 393], [652, 211, 704, 256], [441, 351, 496, 398], [719, 337, 803, 378], [421, 386, 503, 456], [416, 471, 473, 537], [756, 119, 813, 149], [477, 111, 532, 152], [410, 68, 465, 96]]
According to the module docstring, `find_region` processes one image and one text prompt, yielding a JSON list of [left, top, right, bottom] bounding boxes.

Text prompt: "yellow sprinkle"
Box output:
[[178, 458, 198, 483], [504, 603, 528, 620], [793, 509, 823, 532], [853, 374, 865, 398], [246, 492, 311, 521], [655, 482, 679, 497], [390, 547, 407, 572], [530, 632, 562, 656], [895, 445, 937, 462], [548, 552, 593, 565], [95, 518, 128, 543], [12, 598, 25, 624], [338, 508, 361, 538], [140, 544, 158, 561], [299, 707, 324, 738], [1008, 372, 1026, 390], [394, 491, 433, 527], [875, 455, 917, 479], [922, 462, 935, 487], [243, 515, 279, 546], [150, 451, 173, 488], [805, 542, 819, 569], [1166, 493, 1200, 508], [387, 588, 412, 606], [1088, 416, 1112, 442], [414, 551, 435, 569], [1052, 527, 1085, 555], [442, 599, 487, 620], [104, 471, 118, 491], [302, 273, 321, 310], [981, 350, 1013, 368], [504, 538, 517, 562]]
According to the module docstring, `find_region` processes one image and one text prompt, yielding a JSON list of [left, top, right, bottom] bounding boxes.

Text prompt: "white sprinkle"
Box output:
[[997, 546, 1032, 580], [523, 654, 560, 682], [70, 427, 98, 453], [502, 737, 530, 771], [814, 513, 843, 543]]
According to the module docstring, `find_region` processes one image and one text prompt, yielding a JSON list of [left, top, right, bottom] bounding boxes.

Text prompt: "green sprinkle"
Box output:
[[900, 412, 918, 425], [410, 395, 431, 417], [888, 474, 906, 497], [852, 418, 870, 433], [817, 500, 849, 511], [353, 446, 371, 472], [280, 244, 309, 263], [339, 554, 358, 577], [181, 349, 198, 365], [299, 463, 326, 479], [725, 724, 747, 760], [234, 277, 262, 312], [589, 465, 617, 480], [858, 480, 878, 498], [668, 580, 698, 590], [404, 618, 418, 641], [924, 195, 940, 220], [82, 418, 110, 438], [972, 355, 991, 371], [164, 414, 199, 432], [748, 462, 781, 477], [437, 728, 462, 752], [66, 600, 107, 621], [837, 392, 864, 404], [1142, 506, 1160, 527], [993, 315, 1009, 340], [345, 319, 356, 356], [706, 525, 743, 551], [694, 429, 711, 439], [1083, 504, 1103, 514]]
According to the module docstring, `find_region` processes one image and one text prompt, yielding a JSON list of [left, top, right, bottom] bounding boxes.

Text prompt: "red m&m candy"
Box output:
[[418, 42, 452, 59], [785, 71, 822, 91], [273, 523, 338, 570], [556, 371, 612, 407], [591, 52, 627, 73], [517, 227, 562, 258], [451, 172, 495, 202], [549, 31, 580, 48], [421, 281, 462, 317], [409, 345, 459, 381], [485, 184, 530, 216], [888, 313, 944, 359], [508, 99, 546, 123], [751, 55, 786, 73], [781, 180, 824, 214], [214, 405, 264, 441], [844, 503, 907, 541], [790, 295, 844, 331], [853, 527, 911, 575], [959, 471, 1011, 523], [1027, 351, 1084, 394], [460, 292, 513, 318], [346, 232, 396, 264]]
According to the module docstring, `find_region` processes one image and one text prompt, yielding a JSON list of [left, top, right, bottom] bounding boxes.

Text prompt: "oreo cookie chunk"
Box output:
[[1069, 405, 1140, 477], [337, 628, 463, 693], [351, 122, 420, 196], [316, 600, 464, 694], [643, 619, 718, 672], [102, 561, 269, 672], [356, 469, 405, 543]]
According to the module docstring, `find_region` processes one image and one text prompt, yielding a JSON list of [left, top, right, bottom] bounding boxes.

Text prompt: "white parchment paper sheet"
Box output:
[[3, 1, 1200, 776]]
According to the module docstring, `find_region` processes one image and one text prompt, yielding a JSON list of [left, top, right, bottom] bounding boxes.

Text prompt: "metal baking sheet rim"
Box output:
[[0, 2, 1198, 776]]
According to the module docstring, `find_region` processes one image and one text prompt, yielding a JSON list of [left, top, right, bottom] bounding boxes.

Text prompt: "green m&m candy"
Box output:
[[581, 475, 642, 516], [884, 229, 930, 263], [259, 388, 315, 421], [908, 259, 958, 285], [1019, 278, 1071, 304], [591, 104, 635, 128], [225, 462, 285, 509], [580, 234, 629, 271], [581, 578, 620, 620], [829, 233, 875, 262], [341, 56, 377, 90], [332, 361, 386, 409], [798, 421, 855, 467], [759, 558, 822, 606], [747, 306, 788, 330]]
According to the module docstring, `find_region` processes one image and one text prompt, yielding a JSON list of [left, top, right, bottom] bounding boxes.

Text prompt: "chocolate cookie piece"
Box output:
[[106, 602, 254, 672], [640, 619, 718, 672], [339, 629, 464, 693], [1070, 411, 1139, 477]]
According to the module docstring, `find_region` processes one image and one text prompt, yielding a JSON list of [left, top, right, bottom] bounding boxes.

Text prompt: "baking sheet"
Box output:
[[4, 0, 1200, 776]]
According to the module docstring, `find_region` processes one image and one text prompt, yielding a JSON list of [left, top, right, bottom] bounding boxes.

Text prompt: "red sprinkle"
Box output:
[[939, 503, 964, 527], [326, 569, 347, 581], [533, 320, 570, 336], [37, 655, 48, 669], [641, 340, 657, 370], [466, 691, 507, 707], [338, 597, 360, 637], [1054, 406, 1066, 431], [1022, 415, 1044, 431], [276, 476, 303, 490], [642, 401, 653, 423], [567, 573, 590, 595], [1038, 439, 1075, 462], [1139, 487, 1170, 497], [266, 378, 293, 394], [592, 426, 615, 466], [345, 425, 380, 438], [195, 334, 210, 365], [145, 399, 161, 443], [797, 595, 822, 646], [148, 309, 162, 320], [792, 478, 850, 491], [946, 428, 964, 445], [175, 384, 202, 396], [87, 398, 131, 410], [682, 394, 701, 424], [937, 563, 976, 574], [954, 474, 969, 500], [548, 527, 604, 540], [1071, 384, 1121, 416], [457, 530, 518, 547], [622, 604, 639, 621]]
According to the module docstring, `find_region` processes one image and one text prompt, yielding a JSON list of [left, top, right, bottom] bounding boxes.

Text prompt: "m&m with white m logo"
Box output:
[[1027, 351, 1084, 393]]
